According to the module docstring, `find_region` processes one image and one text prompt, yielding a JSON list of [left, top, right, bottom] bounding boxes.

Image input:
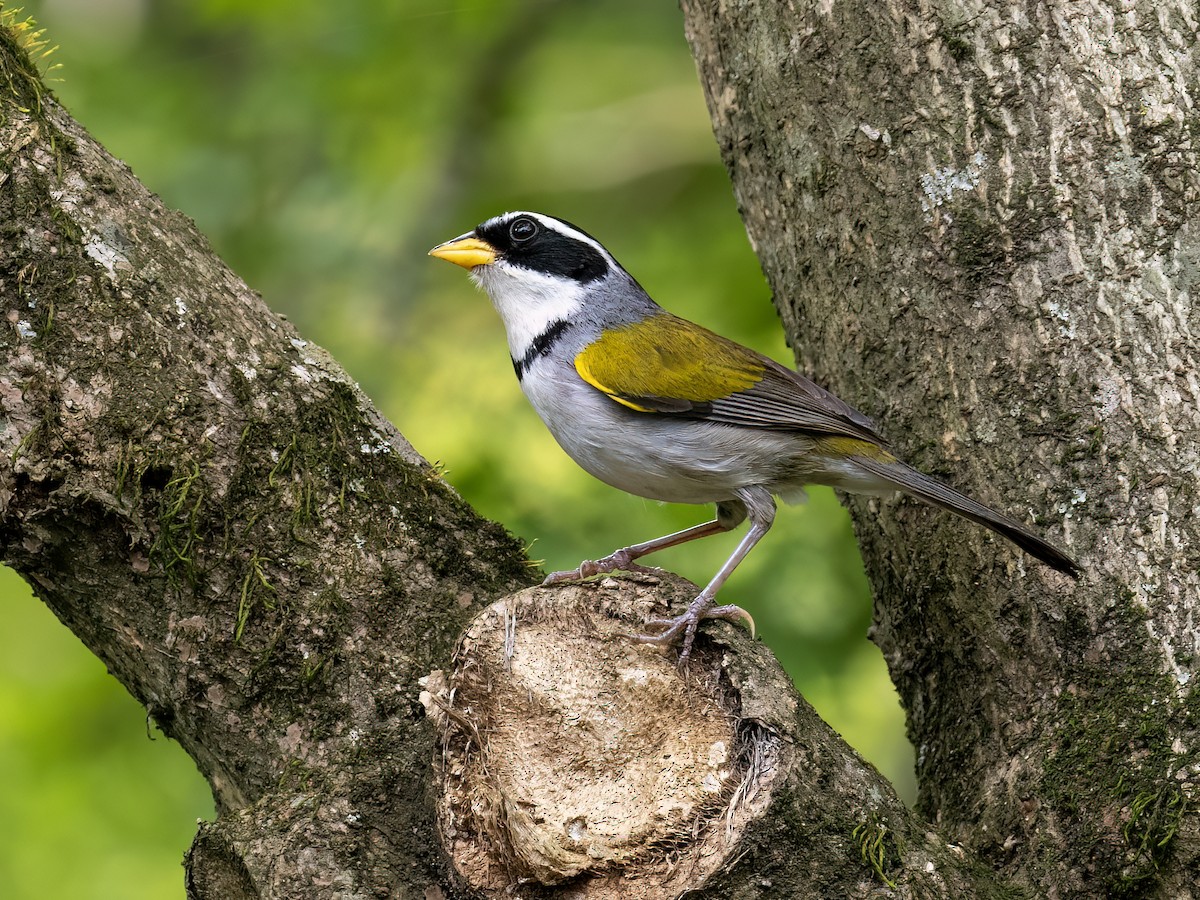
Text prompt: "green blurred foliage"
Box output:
[[1, 0, 914, 896]]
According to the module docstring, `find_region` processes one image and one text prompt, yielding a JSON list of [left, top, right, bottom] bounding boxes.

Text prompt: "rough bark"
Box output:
[[681, 0, 1200, 896], [0, 25, 539, 898]]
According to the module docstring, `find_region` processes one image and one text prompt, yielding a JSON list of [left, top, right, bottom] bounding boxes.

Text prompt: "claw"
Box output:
[[706, 603, 756, 640], [542, 550, 660, 586], [542, 566, 586, 586], [632, 595, 755, 663]]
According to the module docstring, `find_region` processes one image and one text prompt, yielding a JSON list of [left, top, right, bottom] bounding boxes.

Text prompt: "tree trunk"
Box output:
[[2, 1, 1197, 897], [681, 0, 1200, 895]]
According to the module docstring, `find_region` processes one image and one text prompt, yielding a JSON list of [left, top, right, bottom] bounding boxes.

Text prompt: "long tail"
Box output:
[[851, 456, 1080, 577]]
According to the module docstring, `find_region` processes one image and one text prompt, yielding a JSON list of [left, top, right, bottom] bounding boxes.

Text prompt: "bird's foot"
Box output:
[[542, 548, 660, 586], [633, 596, 756, 663]]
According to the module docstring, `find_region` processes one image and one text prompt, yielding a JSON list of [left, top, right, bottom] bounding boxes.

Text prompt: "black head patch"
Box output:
[[475, 214, 609, 283]]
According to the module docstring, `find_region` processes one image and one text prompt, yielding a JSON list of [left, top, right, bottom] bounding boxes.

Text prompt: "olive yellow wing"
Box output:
[[574, 313, 886, 445]]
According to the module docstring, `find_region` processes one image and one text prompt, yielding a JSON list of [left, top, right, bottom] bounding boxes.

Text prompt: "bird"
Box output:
[[429, 211, 1080, 660]]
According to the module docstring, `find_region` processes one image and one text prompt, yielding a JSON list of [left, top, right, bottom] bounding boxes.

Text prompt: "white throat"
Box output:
[[472, 264, 585, 359]]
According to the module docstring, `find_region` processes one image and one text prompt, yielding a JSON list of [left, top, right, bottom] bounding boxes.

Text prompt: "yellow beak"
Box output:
[[428, 235, 498, 269]]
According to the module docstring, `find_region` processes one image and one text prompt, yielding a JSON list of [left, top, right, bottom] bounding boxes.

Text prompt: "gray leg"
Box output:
[[633, 486, 776, 662], [542, 499, 748, 585]]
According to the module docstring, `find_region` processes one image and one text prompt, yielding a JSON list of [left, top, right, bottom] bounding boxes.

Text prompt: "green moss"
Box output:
[[267, 433, 299, 487], [0, 10, 74, 189], [223, 373, 529, 661], [1113, 784, 1187, 896], [48, 202, 82, 243], [113, 440, 133, 498], [0, 7, 56, 117], [1039, 597, 1192, 894], [230, 388, 357, 550], [301, 652, 330, 684], [150, 461, 205, 586], [276, 757, 318, 795], [12, 417, 45, 461], [938, 28, 973, 63], [235, 550, 277, 642], [853, 813, 901, 888]]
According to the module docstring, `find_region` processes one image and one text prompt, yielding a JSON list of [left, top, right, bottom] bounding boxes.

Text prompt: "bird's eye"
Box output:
[[509, 216, 538, 244]]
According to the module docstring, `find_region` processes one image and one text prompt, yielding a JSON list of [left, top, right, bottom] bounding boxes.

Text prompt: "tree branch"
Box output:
[[0, 25, 536, 896]]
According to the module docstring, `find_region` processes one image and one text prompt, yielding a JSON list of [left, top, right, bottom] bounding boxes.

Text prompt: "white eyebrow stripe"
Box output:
[[509, 211, 613, 262]]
